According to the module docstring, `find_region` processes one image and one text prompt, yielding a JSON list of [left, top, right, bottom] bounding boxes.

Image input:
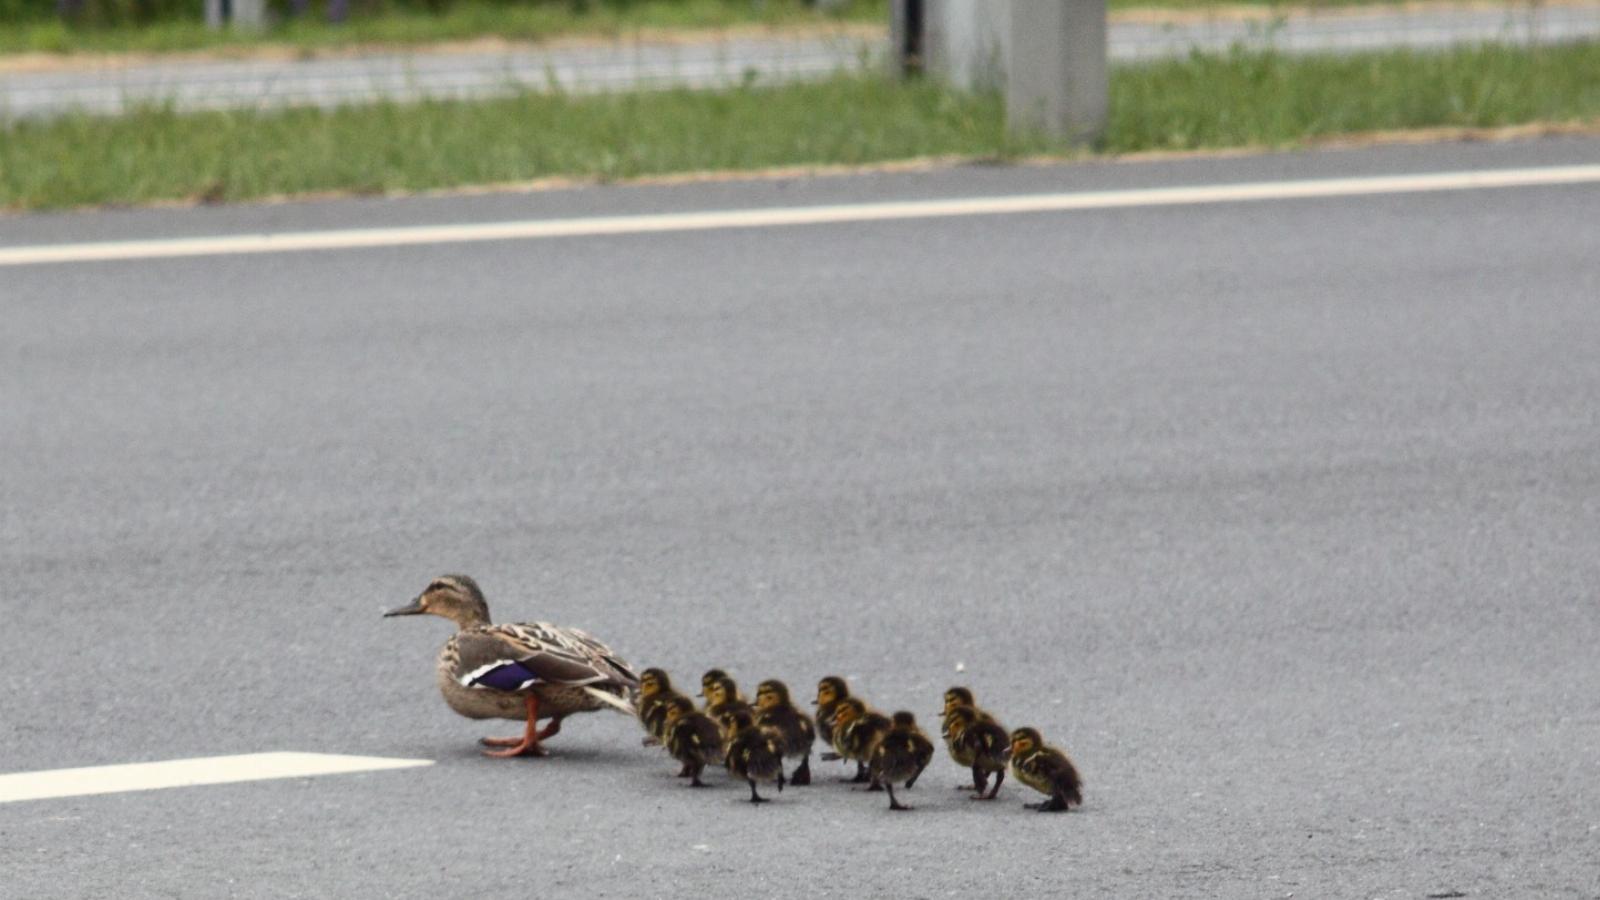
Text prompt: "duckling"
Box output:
[[868, 711, 935, 811], [663, 695, 724, 787], [754, 679, 816, 786], [637, 668, 688, 747], [941, 687, 981, 788], [947, 705, 1010, 799], [1008, 727, 1083, 812], [813, 675, 852, 762], [706, 674, 753, 733], [385, 575, 638, 758], [832, 697, 892, 787], [699, 669, 740, 707], [723, 708, 787, 803]]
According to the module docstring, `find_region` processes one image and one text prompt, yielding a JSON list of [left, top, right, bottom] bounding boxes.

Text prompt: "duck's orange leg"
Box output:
[[481, 695, 549, 758]]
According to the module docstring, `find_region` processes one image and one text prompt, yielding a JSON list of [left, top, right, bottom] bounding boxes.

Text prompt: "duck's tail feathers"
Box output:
[[585, 686, 637, 716]]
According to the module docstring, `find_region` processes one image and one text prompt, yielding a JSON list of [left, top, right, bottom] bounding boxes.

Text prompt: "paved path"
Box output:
[[3, 136, 1599, 898], [2, 3, 1599, 118]]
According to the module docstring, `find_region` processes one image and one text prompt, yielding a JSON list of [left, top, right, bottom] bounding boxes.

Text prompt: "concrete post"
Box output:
[[1006, 1, 1107, 143], [897, 0, 1107, 143], [231, 0, 267, 30], [204, 0, 225, 30]]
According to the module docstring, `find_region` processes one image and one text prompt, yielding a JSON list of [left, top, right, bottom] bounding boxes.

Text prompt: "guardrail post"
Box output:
[[1007, 0, 1107, 143], [894, 0, 1106, 143]]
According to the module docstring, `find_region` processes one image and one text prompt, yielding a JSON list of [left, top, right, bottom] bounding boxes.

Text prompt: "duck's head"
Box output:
[[708, 675, 740, 708], [1010, 726, 1044, 757], [943, 686, 975, 718], [639, 668, 673, 699], [814, 675, 848, 708], [890, 710, 918, 729], [946, 704, 980, 739], [663, 695, 695, 725], [833, 697, 866, 729], [700, 668, 729, 699], [384, 575, 489, 629], [755, 679, 791, 711]]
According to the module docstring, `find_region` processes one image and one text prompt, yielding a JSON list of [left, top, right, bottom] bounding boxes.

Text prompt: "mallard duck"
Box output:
[[723, 708, 786, 803], [663, 695, 724, 787], [813, 675, 852, 761], [754, 679, 816, 786], [868, 711, 935, 811], [384, 575, 638, 758], [832, 697, 891, 787], [637, 668, 688, 748], [947, 705, 1010, 799], [1009, 727, 1083, 812]]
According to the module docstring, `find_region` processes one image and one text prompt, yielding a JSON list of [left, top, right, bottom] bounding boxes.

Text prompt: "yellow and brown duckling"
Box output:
[[706, 674, 753, 733], [723, 708, 787, 803], [754, 679, 816, 786], [384, 575, 638, 758], [868, 711, 935, 811], [663, 695, 725, 787], [637, 668, 688, 747], [940, 687, 981, 783], [946, 705, 1010, 800], [700, 669, 740, 706], [1009, 727, 1083, 812], [832, 697, 892, 786], [813, 675, 852, 762]]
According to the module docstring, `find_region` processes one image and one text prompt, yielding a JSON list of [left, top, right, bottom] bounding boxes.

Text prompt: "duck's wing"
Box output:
[[519, 622, 641, 688], [451, 625, 629, 693]]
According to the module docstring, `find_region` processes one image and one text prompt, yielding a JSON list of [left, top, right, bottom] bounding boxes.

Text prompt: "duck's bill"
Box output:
[[383, 596, 425, 617]]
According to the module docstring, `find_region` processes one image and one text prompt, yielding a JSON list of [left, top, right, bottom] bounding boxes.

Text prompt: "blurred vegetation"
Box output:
[[0, 0, 1444, 57], [0, 0, 884, 54], [1108, 41, 1600, 151], [5, 40, 1598, 210]]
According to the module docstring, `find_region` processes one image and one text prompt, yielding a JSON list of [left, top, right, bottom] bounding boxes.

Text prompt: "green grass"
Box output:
[[0, 76, 1047, 208], [3, 41, 1598, 210], [0, 0, 885, 56], [1106, 41, 1600, 152]]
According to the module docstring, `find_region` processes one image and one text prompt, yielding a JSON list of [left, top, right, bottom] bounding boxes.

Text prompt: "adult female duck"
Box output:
[[386, 575, 639, 757]]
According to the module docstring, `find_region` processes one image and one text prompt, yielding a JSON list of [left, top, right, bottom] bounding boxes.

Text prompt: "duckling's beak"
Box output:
[[383, 595, 426, 617]]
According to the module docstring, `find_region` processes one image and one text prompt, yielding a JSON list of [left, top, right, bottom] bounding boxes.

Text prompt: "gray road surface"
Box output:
[[2, 137, 1600, 898], [4, 3, 1600, 119]]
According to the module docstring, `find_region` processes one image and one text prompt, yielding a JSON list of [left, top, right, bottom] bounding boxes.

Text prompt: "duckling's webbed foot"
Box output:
[[960, 767, 989, 793], [688, 765, 708, 787], [747, 780, 768, 804], [790, 756, 811, 786], [978, 771, 1004, 800], [676, 762, 693, 778], [849, 762, 871, 783], [887, 784, 912, 811]]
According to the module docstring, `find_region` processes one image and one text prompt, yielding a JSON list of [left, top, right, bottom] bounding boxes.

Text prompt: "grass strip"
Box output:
[[3, 41, 1599, 210]]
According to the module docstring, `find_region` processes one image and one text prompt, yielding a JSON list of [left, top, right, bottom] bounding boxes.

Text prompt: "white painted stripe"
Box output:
[[0, 752, 433, 804], [3, 164, 1597, 267]]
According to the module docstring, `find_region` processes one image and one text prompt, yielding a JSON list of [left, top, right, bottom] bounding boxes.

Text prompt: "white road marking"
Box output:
[[0, 752, 433, 804], [3, 163, 1597, 268]]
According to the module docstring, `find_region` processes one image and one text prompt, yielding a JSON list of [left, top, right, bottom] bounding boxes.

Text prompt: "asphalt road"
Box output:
[[3, 137, 1599, 898]]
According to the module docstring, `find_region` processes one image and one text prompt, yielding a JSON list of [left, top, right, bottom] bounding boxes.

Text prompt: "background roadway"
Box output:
[[2, 137, 1598, 897]]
